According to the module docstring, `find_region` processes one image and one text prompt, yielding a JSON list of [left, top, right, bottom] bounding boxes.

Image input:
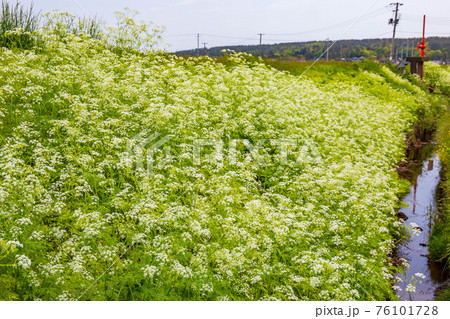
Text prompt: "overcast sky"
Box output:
[[20, 0, 450, 51]]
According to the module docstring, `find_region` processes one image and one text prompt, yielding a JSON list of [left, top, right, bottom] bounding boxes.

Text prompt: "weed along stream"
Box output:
[[2, 1, 450, 301], [396, 146, 449, 300]]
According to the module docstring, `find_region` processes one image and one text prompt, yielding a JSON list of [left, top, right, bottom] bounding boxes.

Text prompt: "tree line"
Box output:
[[177, 37, 450, 63]]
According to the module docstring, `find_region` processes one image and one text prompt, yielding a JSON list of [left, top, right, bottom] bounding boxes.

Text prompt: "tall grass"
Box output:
[[43, 12, 103, 40], [425, 63, 450, 96], [430, 108, 450, 301], [430, 112, 450, 264], [0, 0, 40, 49], [75, 16, 102, 39], [428, 65, 450, 269]]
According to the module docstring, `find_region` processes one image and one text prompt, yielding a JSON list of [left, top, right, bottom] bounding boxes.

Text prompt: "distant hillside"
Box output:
[[176, 37, 450, 62]]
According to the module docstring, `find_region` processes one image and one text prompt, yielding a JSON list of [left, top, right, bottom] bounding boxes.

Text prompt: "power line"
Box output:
[[165, 6, 450, 50], [165, 6, 450, 56], [405, 15, 450, 22], [397, 31, 450, 36], [202, 33, 259, 40], [233, 35, 259, 46], [165, 8, 388, 41], [165, 15, 449, 42], [366, 31, 395, 38], [402, 17, 450, 26], [211, 35, 260, 47], [265, 7, 387, 37], [164, 33, 197, 37]]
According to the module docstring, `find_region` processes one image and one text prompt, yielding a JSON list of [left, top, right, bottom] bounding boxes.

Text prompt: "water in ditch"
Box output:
[[396, 147, 449, 301]]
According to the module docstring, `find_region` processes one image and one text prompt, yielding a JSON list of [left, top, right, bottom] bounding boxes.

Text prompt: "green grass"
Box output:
[[264, 59, 444, 132], [0, 0, 40, 49], [424, 62, 450, 96], [435, 285, 450, 301], [428, 65, 450, 301], [430, 78, 450, 264]]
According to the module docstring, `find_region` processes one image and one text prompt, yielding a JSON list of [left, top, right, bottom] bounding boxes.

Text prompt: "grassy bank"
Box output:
[[432, 113, 450, 301], [427, 63, 450, 300], [264, 59, 443, 131], [0, 5, 447, 300]]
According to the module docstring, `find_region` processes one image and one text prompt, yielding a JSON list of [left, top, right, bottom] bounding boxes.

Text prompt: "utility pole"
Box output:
[[197, 33, 200, 57], [340, 42, 343, 60], [258, 33, 264, 57], [326, 38, 329, 61], [202, 42, 208, 56], [389, 2, 403, 62]]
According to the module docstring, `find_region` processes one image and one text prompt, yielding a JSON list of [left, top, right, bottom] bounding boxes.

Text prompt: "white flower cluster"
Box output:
[[142, 265, 159, 278], [15, 254, 31, 269], [0, 24, 438, 300]]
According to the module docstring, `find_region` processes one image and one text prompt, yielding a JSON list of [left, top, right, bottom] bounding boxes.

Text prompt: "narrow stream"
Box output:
[[396, 151, 449, 300]]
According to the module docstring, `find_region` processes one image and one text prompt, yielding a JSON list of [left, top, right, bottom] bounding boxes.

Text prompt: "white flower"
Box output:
[[15, 254, 31, 269], [414, 272, 426, 279], [310, 277, 321, 288], [200, 283, 213, 294], [6, 240, 23, 249], [172, 261, 192, 278], [15, 218, 33, 226], [132, 233, 146, 243], [406, 284, 416, 293], [142, 265, 158, 278], [55, 291, 74, 301], [217, 295, 230, 301], [250, 275, 262, 284], [30, 231, 44, 241]]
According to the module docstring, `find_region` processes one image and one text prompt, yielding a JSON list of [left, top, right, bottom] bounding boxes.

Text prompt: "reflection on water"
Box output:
[[396, 153, 449, 301]]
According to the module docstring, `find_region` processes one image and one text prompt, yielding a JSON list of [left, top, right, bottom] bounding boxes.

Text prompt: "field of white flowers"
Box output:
[[424, 62, 450, 96], [0, 13, 443, 300]]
